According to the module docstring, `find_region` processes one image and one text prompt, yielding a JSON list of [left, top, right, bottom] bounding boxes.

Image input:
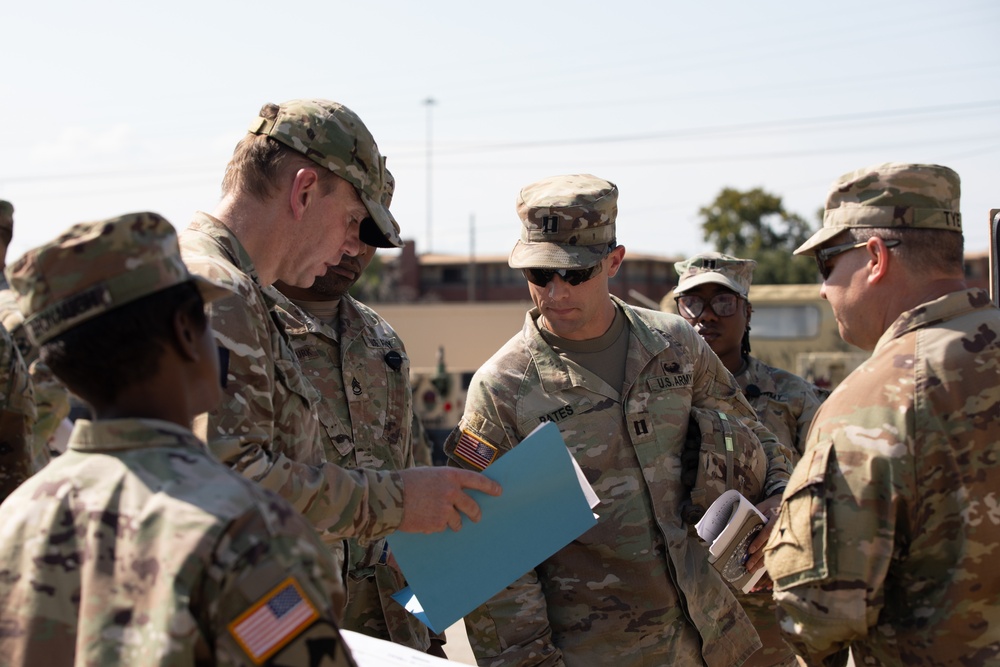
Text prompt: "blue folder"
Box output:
[[387, 421, 598, 634]]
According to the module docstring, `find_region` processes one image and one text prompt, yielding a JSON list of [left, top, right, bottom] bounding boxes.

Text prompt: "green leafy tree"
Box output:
[[699, 187, 820, 284], [349, 254, 386, 302]]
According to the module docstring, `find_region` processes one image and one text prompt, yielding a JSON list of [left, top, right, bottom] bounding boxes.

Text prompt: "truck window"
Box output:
[[751, 304, 822, 339]]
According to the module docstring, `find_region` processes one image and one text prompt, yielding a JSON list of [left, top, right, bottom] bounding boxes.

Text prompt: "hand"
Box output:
[[745, 494, 782, 576], [397, 467, 502, 534]]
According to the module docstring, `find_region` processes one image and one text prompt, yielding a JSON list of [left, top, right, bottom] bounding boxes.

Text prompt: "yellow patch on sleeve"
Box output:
[[228, 577, 320, 664]]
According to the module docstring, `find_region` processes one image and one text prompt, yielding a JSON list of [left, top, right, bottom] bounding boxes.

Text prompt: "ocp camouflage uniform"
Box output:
[[274, 290, 434, 651], [446, 298, 795, 667], [179, 214, 405, 556], [734, 355, 828, 667], [0, 320, 36, 501], [0, 418, 357, 667], [0, 281, 70, 458], [764, 289, 1000, 665]]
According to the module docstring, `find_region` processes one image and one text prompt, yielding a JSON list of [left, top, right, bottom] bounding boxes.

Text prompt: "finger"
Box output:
[[453, 490, 483, 523], [456, 469, 502, 496]]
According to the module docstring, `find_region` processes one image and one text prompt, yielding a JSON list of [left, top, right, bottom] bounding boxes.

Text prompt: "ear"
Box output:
[[287, 167, 322, 221], [866, 237, 891, 285], [172, 309, 202, 362], [605, 245, 627, 279]]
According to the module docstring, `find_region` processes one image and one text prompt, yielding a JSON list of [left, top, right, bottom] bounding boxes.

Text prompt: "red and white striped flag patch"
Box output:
[[228, 577, 319, 664], [453, 429, 499, 471]]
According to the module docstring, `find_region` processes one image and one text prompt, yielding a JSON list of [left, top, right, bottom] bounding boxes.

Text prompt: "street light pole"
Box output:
[[423, 97, 436, 253]]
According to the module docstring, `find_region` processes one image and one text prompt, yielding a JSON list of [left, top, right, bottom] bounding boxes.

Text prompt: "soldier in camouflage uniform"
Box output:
[[178, 99, 500, 589], [0, 212, 358, 666], [273, 171, 445, 656], [0, 200, 42, 495], [0, 200, 71, 458], [673, 252, 829, 667], [444, 174, 796, 667], [763, 162, 1000, 666]]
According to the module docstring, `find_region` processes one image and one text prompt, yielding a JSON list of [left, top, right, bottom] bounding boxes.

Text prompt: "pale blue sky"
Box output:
[[2, 0, 998, 264]]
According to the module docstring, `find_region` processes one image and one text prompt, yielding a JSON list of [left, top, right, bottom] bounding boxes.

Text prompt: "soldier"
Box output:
[[273, 170, 446, 656], [444, 174, 795, 666], [0, 200, 71, 458], [178, 99, 500, 592], [672, 252, 829, 667], [763, 163, 1000, 665], [0, 212, 358, 666], [0, 200, 41, 498]]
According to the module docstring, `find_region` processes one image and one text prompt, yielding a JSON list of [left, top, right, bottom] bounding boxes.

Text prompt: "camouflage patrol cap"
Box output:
[[360, 164, 394, 247], [508, 174, 618, 269], [673, 252, 756, 297], [248, 99, 402, 249], [795, 162, 962, 256], [6, 212, 231, 346]]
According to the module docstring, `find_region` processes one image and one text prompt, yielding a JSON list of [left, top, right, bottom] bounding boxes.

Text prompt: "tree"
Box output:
[[698, 187, 820, 284]]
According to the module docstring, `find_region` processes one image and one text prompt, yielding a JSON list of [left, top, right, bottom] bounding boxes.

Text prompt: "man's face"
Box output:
[[279, 174, 365, 288], [819, 241, 878, 351], [307, 242, 376, 299], [526, 248, 622, 340]]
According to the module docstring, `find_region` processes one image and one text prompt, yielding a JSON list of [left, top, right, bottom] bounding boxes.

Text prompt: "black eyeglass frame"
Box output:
[[674, 292, 745, 319], [521, 244, 617, 287], [815, 237, 901, 280]]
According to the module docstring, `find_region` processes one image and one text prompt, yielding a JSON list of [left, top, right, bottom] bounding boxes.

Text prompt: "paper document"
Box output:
[[340, 629, 461, 665], [695, 489, 767, 594], [387, 421, 599, 634]]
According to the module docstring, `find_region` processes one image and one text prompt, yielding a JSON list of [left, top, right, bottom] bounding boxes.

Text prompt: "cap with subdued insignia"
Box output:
[[247, 99, 402, 249], [6, 212, 231, 346], [795, 162, 962, 256], [508, 174, 618, 270], [673, 252, 757, 297]]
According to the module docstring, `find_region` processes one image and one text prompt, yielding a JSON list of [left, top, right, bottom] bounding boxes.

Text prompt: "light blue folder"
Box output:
[[387, 421, 598, 634]]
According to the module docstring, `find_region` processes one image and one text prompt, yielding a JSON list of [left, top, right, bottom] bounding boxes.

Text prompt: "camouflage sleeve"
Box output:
[[205, 501, 358, 667], [199, 292, 404, 541], [793, 385, 829, 455], [763, 436, 891, 663], [683, 325, 793, 497], [443, 375, 565, 667]]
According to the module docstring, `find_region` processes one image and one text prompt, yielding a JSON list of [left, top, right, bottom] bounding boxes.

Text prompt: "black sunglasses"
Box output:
[[523, 263, 604, 287], [522, 245, 616, 287], [815, 238, 901, 280], [675, 293, 743, 319]]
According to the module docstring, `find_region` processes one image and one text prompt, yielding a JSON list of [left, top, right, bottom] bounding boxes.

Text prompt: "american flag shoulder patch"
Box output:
[[228, 577, 320, 665], [453, 429, 499, 471]]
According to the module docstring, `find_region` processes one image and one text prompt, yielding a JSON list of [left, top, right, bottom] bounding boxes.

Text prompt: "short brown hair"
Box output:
[[220, 103, 339, 201]]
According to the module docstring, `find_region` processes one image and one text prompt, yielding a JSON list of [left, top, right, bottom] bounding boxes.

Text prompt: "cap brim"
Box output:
[[360, 192, 402, 249], [674, 273, 747, 297], [508, 240, 608, 269], [794, 226, 850, 256]]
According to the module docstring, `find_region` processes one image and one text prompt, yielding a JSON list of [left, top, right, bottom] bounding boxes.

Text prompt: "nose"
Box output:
[[341, 221, 362, 258], [546, 273, 572, 298]]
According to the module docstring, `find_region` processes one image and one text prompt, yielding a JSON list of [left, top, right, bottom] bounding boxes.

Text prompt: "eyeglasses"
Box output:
[[675, 293, 743, 319], [815, 238, 901, 280], [522, 263, 604, 287], [522, 245, 615, 287]]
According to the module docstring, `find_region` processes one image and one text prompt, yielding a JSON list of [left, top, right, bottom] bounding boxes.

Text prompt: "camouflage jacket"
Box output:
[[0, 418, 358, 667], [0, 284, 70, 458], [732, 356, 828, 667], [736, 356, 829, 461], [274, 293, 432, 651], [0, 320, 39, 502], [445, 298, 794, 667], [764, 288, 1000, 666], [178, 213, 404, 543]]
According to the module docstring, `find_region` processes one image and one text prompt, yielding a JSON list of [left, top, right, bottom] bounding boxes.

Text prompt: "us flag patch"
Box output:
[[228, 577, 319, 664], [454, 429, 499, 471]]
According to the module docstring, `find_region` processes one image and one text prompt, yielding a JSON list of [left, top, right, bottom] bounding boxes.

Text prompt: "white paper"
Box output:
[[340, 629, 462, 665]]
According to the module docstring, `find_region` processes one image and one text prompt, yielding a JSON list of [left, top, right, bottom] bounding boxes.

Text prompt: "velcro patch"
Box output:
[[453, 429, 499, 471], [228, 577, 319, 664]]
